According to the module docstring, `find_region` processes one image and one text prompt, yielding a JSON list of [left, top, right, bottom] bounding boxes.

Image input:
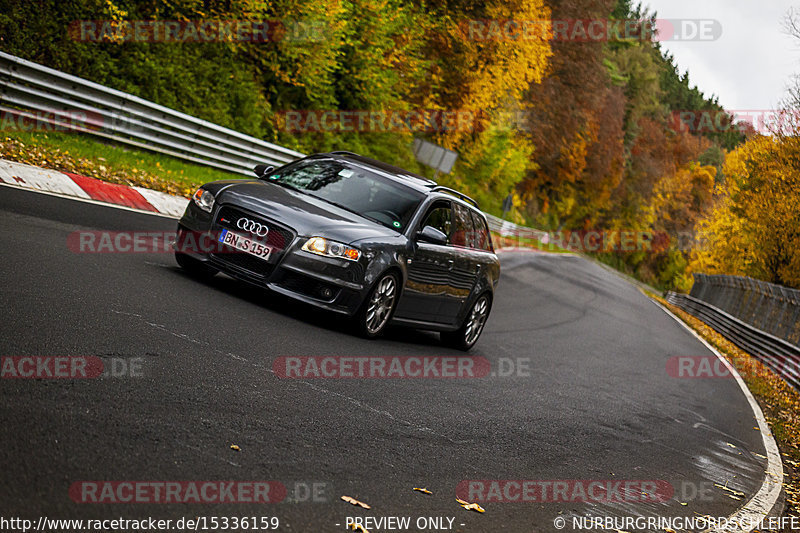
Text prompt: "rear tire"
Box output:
[[355, 272, 399, 338], [441, 293, 492, 351], [175, 252, 217, 280]]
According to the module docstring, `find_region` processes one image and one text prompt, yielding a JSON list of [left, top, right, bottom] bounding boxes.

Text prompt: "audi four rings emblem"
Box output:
[[237, 218, 269, 236]]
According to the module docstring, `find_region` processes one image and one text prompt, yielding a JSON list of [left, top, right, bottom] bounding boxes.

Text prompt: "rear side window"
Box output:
[[451, 203, 475, 248], [469, 210, 493, 251]]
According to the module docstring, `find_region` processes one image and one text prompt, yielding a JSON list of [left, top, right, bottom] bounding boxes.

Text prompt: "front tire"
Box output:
[[175, 252, 217, 280], [441, 293, 491, 351], [355, 272, 399, 338]]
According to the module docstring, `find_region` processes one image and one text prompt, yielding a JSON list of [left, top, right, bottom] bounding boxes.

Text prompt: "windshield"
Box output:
[[266, 159, 425, 232]]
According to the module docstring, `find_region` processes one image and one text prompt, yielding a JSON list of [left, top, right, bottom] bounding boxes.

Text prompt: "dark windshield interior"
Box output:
[[267, 159, 425, 231]]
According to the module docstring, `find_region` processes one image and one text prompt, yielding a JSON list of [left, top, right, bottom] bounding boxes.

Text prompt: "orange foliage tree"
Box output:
[[690, 135, 800, 289]]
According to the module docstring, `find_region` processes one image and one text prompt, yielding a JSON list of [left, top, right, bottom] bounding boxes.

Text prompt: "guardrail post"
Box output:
[[741, 277, 756, 324], [788, 296, 800, 347]]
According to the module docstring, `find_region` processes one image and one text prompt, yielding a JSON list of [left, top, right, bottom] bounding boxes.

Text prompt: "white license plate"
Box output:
[[219, 229, 271, 260]]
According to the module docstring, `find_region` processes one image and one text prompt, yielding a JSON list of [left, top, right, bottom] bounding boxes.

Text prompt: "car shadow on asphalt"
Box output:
[[168, 265, 451, 351]]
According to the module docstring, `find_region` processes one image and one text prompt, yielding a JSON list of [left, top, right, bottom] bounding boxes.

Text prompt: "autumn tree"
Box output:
[[690, 135, 800, 289], [519, 0, 622, 228]]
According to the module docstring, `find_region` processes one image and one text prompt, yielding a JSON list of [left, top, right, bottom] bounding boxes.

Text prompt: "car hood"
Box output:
[[214, 180, 403, 244]]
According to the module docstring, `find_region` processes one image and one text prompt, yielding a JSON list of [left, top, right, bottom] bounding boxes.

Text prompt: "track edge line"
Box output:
[[649, 297, 785, 533]]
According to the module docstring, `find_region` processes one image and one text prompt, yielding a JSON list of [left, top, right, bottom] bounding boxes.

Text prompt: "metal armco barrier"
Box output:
[[0, 51, 306, 175], [0, 52, 550, 235], [666, 291, 800, 391], [484, 213, 547, 243], [690, 273, 800, 347]]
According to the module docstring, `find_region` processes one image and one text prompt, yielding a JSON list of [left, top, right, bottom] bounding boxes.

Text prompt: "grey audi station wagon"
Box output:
[[175, 151, 500, 350]]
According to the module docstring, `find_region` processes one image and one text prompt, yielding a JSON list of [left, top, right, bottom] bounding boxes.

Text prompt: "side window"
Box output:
[[469, 210, 493, 251], [452, 203, 475, 248], [421, 201, 452, 244]]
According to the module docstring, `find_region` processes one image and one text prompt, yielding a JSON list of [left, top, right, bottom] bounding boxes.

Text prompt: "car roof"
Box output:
[[311, 151, 482, 212], [316, 152, 435, 190]]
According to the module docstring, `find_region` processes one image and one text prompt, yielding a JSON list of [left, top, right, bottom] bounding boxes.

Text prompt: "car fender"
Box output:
[[456, 274, 495, 325], [361, 247, 408, 294]]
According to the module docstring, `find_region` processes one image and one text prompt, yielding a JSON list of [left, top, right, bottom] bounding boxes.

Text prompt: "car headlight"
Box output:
[[192, 188, 215, 213], [302, 237, 361, 261]]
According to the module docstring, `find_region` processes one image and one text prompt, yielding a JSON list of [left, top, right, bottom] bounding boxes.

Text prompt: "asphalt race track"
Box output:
[[0, 185, 773, 532]]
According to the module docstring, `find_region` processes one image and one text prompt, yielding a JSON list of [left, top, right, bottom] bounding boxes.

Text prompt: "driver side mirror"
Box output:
[[416, 225, 448, 246], [253, 164, 275, 179]]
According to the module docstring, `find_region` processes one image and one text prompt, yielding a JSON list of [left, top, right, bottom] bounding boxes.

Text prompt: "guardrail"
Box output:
[[691, 273, 800, 347], [0, 51, 306, 175], [484, 213, 547, 243], [0, 51, 550, 235], [666, 291, 800, 391]]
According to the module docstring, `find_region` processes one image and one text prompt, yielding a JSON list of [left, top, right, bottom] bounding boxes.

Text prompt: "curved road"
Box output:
[[0, 186, 773, 532]]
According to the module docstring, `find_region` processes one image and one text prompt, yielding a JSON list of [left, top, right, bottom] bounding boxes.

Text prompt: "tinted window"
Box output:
[[469, 210, 493, 251], [267, 159, 425, 232], [451, 203, 475, 248], [421, 201, 452, 244]]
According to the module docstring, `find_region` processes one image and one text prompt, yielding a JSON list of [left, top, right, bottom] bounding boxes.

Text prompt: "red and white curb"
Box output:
[[0, 158, 189, 218]]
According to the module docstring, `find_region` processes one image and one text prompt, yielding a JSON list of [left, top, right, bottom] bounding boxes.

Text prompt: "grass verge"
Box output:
[[1, 130, 236, 198], [646, 291, 800, 522]]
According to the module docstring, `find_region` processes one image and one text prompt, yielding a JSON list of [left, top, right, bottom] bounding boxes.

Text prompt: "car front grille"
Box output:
[[210, 205, 296, 279]]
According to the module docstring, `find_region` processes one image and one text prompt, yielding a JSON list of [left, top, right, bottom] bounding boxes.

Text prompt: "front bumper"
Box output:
[[176, 203, 368, 316]]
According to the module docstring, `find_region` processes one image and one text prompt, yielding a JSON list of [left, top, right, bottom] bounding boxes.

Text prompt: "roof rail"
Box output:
[[329, 150, 359, 156], [431, 186, 479, 208]]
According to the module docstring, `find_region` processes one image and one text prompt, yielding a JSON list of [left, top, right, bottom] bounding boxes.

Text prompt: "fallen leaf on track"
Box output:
[[341, 495, 371, 509], [456, 498, 485, 513], [714, 483, 745, 498]]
